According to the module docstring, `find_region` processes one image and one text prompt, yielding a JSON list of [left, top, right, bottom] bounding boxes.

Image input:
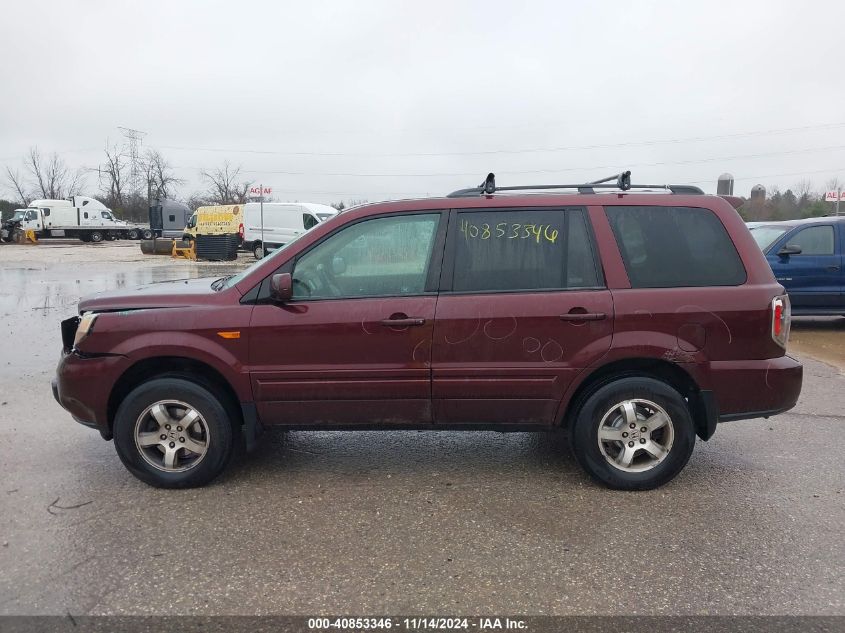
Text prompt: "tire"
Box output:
[[127, 229, 140, 240], [89, 231, 104, 243], [142, 229, 153, 240], [253, 242, 264, 259], [113, 378, 234, 488], [569, 377, 695, 490]]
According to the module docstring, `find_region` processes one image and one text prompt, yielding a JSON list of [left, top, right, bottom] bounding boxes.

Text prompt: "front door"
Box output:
[[769, 223, 842, 309], [248, 211, 446, 427], [431, 207, 613, 426]]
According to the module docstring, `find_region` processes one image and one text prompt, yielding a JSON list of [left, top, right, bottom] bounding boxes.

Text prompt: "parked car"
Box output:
[[748, 217, 845, 315], [241, 202, 338, 259], [53, 173, 802, 490]]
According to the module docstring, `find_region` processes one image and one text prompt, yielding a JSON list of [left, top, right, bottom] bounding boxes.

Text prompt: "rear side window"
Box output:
[[606, 206, 746, 288], [451, 208, 601, 293], [303, 213, 319, 230], [787, 225, 834, 255]]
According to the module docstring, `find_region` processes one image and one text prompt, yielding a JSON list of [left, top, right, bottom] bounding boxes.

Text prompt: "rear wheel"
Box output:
[[113, 378, 234, 488], [89, 231, 104, 243], [127, 228, 140, 240], [253, 242, 264, 259], [141, 229, 153, 240], [569, 377, 695, 490]]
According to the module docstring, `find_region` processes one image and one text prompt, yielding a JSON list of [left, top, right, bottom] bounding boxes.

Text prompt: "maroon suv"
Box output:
[[53, 174, 803, 489]]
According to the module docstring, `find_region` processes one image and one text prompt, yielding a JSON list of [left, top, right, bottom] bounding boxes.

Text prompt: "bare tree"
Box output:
[[200, 161, 252, 204], [5, 166, 29, 206], [25, 147, 86, 199], [824, 177, 843, 193], [99, 143, 127, 210], [143, 150, 183, 202]]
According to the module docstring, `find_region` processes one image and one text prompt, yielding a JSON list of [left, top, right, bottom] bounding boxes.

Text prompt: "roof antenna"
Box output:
[[481, 173, 496, 195]]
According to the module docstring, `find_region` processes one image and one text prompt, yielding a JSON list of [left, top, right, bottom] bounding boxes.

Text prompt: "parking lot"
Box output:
[[0, 241, 843, 615]]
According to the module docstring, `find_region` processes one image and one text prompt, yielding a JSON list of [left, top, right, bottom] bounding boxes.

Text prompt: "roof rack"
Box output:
[[446, 171, 705, 198]]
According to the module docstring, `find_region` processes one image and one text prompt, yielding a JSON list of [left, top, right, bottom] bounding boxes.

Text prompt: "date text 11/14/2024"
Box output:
[[307, 617, 528, 630]]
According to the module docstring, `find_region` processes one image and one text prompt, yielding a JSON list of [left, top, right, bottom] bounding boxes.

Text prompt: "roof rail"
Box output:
[[446, 171, 705, 198]]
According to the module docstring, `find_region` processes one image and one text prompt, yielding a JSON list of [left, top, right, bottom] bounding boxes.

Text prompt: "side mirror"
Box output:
[[331, 256, 347, 275], [777, 244, 802, 257], [269, 273, 293, 302]]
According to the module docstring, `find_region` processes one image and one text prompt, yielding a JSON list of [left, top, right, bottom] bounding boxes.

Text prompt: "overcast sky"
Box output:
[[2, 0, 845, 205]]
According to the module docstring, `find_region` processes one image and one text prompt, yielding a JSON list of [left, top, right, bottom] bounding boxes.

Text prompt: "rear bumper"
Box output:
[[710, 355, 803, 422]]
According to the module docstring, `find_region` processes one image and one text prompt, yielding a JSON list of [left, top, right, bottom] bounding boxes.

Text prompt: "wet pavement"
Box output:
[[0, 242, 843, 615]]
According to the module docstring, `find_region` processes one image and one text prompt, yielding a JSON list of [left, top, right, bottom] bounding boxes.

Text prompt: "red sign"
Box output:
[[249, 186, 272, 197], [825, 191, 842, 202]]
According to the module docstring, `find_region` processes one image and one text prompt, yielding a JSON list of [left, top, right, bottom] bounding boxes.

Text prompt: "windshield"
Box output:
[[219, 231, 308, 290], [11, 210, 26, 221], [749, 225, 790, 251]]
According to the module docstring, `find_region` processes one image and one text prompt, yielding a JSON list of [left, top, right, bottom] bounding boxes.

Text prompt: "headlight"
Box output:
[[73, 312, 98, 348]]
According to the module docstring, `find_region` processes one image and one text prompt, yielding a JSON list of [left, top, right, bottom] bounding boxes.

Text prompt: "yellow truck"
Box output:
[[182, 204, 244, 261], [183, 204, 244, 241]]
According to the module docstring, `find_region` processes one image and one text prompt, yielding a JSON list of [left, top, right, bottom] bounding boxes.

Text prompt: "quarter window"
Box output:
[[292, 213, 439, 299], [451, 208, 601, 292], [606, 206, 746, 288], [787, 225, 834, 255]]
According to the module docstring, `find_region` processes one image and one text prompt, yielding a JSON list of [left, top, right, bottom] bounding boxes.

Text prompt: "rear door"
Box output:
[[431, 207, 613, 426], [768, 223, 842, 309], [248, 211, 447, 426]]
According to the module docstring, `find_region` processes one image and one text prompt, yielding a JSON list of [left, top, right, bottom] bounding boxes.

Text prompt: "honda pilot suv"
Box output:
[[53, 173, 803, 490]]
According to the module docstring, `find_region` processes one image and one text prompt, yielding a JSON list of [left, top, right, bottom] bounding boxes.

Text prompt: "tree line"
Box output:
[[2, 145, 258, 222]]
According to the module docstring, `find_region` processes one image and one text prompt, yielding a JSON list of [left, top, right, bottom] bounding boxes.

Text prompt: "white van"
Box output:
[[242, 202, 337, 259]]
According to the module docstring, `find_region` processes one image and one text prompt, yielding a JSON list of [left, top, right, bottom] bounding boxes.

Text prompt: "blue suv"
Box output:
[[749, 217, 845, 315]]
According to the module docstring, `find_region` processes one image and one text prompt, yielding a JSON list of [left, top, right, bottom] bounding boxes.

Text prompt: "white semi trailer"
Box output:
[[15, 197, 152, 242]]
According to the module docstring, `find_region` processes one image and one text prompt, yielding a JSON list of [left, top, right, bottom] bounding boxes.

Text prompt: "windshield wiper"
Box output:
[[211, 275, 234, 291]]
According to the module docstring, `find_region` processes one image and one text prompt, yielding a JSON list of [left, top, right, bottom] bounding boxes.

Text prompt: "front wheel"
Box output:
[[569, 377, 695, 490], [113, 378, 234, 488], [89, 231, 104, 243]]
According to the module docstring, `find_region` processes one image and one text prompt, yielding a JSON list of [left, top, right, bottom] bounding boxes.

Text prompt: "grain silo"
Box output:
[[717, 173, 734, 195]]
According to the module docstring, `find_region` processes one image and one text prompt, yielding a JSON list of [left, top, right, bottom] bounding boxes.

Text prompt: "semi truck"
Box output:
[[12, 197, 152, 242]]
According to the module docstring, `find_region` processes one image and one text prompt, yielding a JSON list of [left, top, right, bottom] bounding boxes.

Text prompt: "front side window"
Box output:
[[786, 225, 834, 255], [451, 208, 600, 293], [292, 213, 439, 299], [102, 211, 113, 220], [606, 206, 746, 288], [25, 210, 37, 220]]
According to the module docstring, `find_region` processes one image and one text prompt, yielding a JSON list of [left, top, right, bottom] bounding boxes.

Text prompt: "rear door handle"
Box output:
[[559, 312, 607, 322], [380, 317, 426, 327]]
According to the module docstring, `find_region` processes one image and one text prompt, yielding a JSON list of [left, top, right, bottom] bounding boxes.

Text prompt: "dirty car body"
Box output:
[[54, 185, 803, 489]]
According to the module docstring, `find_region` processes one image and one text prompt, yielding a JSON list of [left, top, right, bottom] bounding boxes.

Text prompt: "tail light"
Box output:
[[771, 294, 791, 349], [238, 223, 244, 240]]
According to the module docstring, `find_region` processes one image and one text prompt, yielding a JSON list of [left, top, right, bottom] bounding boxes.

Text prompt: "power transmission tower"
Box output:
[[118, 126, 147, 200]]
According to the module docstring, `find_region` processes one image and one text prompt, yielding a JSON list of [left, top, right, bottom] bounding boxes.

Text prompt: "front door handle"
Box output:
[[380, 316, 426, 327], [826, 265, 840, 272], [559, 312, 607, 322]]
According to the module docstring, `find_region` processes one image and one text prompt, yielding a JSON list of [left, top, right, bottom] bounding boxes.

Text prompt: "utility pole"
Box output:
[[118, 126, 147, 201]]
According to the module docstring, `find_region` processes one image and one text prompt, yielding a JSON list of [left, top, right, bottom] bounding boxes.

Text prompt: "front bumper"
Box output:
[[54, 351, 125, 438], [710, 355, 803, 422]]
